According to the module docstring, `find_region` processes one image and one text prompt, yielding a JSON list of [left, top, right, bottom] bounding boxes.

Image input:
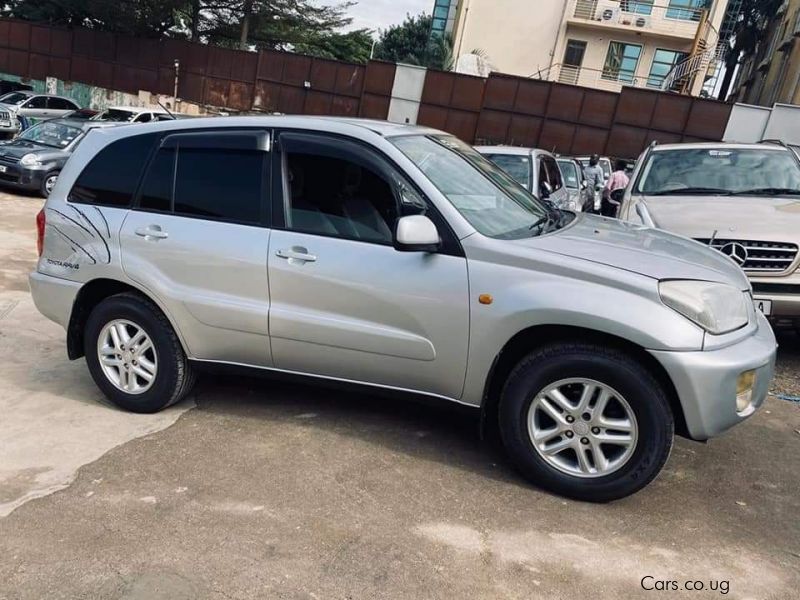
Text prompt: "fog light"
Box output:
[[736, 370, 756, 413]]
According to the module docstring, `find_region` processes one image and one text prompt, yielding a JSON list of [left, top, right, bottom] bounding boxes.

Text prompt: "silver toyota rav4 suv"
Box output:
[[30, 117, 776, 501]]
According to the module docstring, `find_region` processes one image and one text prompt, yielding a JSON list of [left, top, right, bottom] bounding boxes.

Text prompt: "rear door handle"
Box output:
[[135, 225, 169, 240], [276, 247, 317, 263]]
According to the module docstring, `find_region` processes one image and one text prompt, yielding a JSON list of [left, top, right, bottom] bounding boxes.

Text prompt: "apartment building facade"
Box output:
[[452, 0, 730, 96], [730, 0, 800, 106]]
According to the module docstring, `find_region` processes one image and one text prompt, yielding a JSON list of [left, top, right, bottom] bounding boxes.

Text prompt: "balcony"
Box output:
[[569, 0, 705, 40], [551, 64, 657, 93]]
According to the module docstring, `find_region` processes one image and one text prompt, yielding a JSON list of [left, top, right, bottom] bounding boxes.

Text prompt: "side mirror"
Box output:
[[636, 202, 656, 228], [610, 188, 625, 203], [395, 215, 440, 252]]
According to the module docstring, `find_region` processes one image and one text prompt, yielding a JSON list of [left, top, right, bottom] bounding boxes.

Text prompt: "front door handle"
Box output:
[[135, 225, 169, 240], [276, 247, 317, 263]]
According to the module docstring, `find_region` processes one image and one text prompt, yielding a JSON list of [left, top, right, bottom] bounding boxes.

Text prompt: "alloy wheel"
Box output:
[[527, 378, 638, 478], [96, 319, 158, 395]]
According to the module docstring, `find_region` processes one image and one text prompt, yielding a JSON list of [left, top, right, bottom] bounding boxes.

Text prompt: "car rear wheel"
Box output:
[[84, 292, 195, 413], [498, 342, 674, 502], [40, 171, 59, 198]]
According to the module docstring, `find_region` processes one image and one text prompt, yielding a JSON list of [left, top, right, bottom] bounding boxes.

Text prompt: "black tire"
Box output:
[[84, 292, 195, 413], [39, 171, 59, 198], [498, 342, 674, 502]]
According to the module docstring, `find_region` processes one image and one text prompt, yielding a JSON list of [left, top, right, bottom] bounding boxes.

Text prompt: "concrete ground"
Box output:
[[0, 190, 798, 600]]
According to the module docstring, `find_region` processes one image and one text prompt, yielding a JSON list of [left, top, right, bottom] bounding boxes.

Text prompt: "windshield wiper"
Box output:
[[648, 187, 732, 196], [729, 188, 800, 196]]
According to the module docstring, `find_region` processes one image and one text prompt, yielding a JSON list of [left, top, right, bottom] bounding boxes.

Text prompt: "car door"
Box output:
[[119, 129, 273, 367], [267, 131, 470, 400], [20, 95, 50, 122]]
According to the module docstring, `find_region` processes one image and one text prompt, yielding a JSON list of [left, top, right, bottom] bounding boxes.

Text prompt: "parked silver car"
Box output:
[[0, 91, 80, 137], [620, 142, 800, 330], [30, 118, 776, 501], [476, 146, 572, 210], [557, 157, 592, 212]]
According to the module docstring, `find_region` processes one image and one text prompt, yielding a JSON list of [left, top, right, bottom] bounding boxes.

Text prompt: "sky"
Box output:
[[315, 0, 432, 34]]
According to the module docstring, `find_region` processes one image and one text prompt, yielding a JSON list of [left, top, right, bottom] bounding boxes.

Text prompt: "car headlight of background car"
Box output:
[[659, 280, 749, 335], [20, 154, 42, 167]]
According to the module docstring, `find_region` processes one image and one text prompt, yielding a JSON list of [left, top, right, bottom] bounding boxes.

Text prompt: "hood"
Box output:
[[0, 140, 68, 162], [517, 213, 749, 288], [641, 195, 800, 243], [0, 102, 20, 114]]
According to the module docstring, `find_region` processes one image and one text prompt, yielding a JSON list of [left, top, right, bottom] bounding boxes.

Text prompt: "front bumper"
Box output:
[[0, 163, 47, 191], [650, 312, 777, 441], [29, 271, 81, 330]]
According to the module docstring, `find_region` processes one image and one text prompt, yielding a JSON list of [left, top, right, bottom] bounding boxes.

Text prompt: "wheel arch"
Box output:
[[67, 278, 188, 360], [479, 324, 688, 439]]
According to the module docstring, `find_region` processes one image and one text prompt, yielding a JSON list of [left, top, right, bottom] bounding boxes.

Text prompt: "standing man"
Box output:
[[584, 154, 605, 213], [602, 159, 630, 217]]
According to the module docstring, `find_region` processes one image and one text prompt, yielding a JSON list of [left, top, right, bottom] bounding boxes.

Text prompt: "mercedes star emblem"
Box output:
[[720, 242, 748, 266]]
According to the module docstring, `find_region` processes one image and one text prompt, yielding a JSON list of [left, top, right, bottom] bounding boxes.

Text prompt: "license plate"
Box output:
[[0, 165, 6, 173], [754, 298, 772, 315], [0, 121, 9, 127]]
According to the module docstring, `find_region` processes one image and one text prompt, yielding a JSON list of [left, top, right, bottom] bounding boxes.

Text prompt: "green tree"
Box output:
[[373, 13, 454, 71], [718, 0, 784, 101]]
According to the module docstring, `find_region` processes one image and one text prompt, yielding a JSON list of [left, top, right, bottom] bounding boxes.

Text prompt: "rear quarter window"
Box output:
[[69, 134, 157, 207]]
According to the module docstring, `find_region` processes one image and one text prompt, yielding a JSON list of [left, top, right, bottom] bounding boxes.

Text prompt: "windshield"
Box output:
[[635, 148, 800, 196], [94, 109, 135, 122], [19, 121, 82, 148], [557, 160, 579, 189], [0, 92, 30, 106], [391, 135, 550, 239]]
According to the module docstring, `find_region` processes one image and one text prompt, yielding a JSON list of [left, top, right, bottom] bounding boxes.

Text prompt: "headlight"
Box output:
[[659, 280, 748, 334], [20, 154, 41, 167]]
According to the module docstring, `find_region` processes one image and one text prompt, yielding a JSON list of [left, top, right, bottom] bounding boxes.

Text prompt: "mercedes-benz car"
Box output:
[[620, 142, 800, 331]]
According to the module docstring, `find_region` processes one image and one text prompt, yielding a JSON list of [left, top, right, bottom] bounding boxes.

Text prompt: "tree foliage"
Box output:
[[373, 13, 454, 71], [1, 0, 374, 63]]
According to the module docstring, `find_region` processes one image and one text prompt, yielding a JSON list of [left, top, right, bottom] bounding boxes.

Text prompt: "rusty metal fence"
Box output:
[[0, 18, 733, 157]]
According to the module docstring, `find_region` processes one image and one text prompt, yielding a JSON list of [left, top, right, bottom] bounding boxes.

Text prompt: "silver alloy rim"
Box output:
[[97, 319, 157, 395], [45, 175, 57, 195], [527, 378, 638, 478]]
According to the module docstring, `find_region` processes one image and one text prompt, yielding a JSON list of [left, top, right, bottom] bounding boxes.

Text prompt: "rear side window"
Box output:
[[49, 97, 78, 110], [485, 154, 531, 189], [136, 132, 267, 224], [69, 134, 157, 207]]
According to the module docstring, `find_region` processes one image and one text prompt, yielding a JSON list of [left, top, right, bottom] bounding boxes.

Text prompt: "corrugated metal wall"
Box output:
[[0, 18, 734, 157]]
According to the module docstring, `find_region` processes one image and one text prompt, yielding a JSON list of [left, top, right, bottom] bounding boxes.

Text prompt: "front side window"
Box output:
[[24, 96, 48, 109], [391, 134, 550, 240], [70, 134, 157, 207], [19, 121, 81, 148], [485, 154, 531, 190], [602, 42, 642, 83], [137, 136, 265, 224], [558, 160, 580, 190], [284, 151, 398, 244], [134, 113, 153, 123], [635, 148, 800, 196], [647, 49, 688, 88], [543, 156, 564, 192]]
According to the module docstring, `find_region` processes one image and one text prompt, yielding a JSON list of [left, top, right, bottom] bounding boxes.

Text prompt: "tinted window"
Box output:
[[69, 134, 157, 207], [485, 154, 531, 189], [139, 147, 176, 211], [134, 112, 152, 123], [558, 160, 579, 189], [285, 152, 397, 243], [48, 97, 78, 110], [543, 156, 564, 191], [24, 96, 48, 109], [174, 147, 262, 223]]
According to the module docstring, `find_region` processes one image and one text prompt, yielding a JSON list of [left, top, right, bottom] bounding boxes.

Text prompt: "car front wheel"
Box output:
[[40, 171, 59, 198], [499, 342, 674, 502], [84, 292, 195, 413]]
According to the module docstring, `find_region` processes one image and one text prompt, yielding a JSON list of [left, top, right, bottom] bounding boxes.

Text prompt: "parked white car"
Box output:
[[92, 106, 173, 124], [30, 117, 776, 501]]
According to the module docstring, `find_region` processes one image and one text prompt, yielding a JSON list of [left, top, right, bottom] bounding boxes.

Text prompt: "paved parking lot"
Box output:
[[1, 190, 799, 599]]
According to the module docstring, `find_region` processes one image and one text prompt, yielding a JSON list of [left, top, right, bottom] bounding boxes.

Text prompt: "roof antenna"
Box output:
[[709, 229, 718, 246], [157, 98, 175, 120]]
